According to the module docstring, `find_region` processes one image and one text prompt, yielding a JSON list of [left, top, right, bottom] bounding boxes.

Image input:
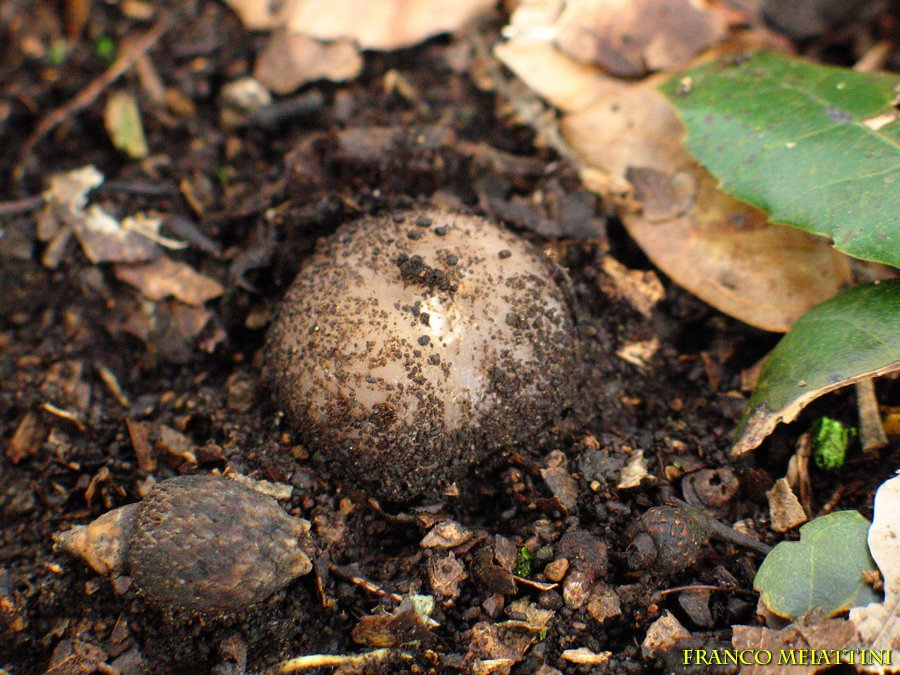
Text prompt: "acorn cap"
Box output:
[[128, 475, 312, 614]]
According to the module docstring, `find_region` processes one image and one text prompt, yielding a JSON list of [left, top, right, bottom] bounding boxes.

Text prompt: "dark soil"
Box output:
[[1, 2, 898, 673]]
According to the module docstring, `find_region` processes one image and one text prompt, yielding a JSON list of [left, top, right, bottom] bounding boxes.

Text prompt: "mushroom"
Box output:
[[265, 209, 577, 500], [55, 475, 313, 615]]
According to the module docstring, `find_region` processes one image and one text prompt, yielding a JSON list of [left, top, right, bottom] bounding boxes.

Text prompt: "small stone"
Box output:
[[586, 583, 622, 624], [421, 520, 474, 549], [562, 569, 593, 610], [482, 594, 505, 618], [544, 558, 569, 582], [225, 371, 256, 413], [641, 611, 690, 658]]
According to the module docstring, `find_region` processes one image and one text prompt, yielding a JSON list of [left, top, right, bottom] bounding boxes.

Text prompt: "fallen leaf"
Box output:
[[125, 419, 155, 472], [104, 90, 148, 159], [6, 412, 48, 464], [495, 26, 852, 332], [733, 280, 900, 455], [428, 554, 467, 599], [551, 0, 726, 77], [616, 338, 660, 368], [616, 450, 649, 489], [45, 639, 110, 675], [75, 205, 160, 264], [227, 0, 494, 50], [255, 31, 362, 92], [661, 52, 900, 267], [849, 473, 900, 671], [600, 256, 664, 317], [37, 166, 166, 265], [224, 0, 492, 94], [766, 478, 807, 533], [467, 598, 554, 669], [113, 257, 224, 305], [732, 619, 859, 674], [754, 511, 880, 619], [540, 450, 578, 512], [351, 595, 436, 648], [421, 520, 474, 549]]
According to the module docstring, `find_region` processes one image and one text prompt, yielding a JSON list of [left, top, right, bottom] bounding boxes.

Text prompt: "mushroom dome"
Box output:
[[265, 209, 577, 500]]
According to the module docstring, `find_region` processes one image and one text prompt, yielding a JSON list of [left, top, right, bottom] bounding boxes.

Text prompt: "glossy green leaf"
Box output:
[[754, 511, 880, 619], [733, 279, 900, 455], [661, 52, 900, 266]]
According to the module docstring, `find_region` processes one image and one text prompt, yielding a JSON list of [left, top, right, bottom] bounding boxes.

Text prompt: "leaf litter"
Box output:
[[495, 1, 854, 332], [223, 0, 494, 91]]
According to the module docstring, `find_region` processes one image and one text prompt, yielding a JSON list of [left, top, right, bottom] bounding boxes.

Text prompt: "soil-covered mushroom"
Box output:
[[265, 209, 578, 500], [626, 502, 771, 575], [55, 475, 313, 615]]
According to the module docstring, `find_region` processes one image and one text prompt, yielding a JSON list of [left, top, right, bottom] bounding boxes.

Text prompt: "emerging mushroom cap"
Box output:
[[266, 209, 577, 500]]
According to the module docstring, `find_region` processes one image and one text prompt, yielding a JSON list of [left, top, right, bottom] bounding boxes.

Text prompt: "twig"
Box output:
[[16, 16, 170, 177], [267, 648, 410, 674], [854, 40, 893, 73], [0, 195, 45, 218], [328, 563, 403, 603], [855, 378, 888, 453], [659, 584, 750, 597]]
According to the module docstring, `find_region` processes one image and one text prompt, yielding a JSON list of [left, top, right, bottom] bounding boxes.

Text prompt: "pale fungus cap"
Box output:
[[266, 209, 577, 499]]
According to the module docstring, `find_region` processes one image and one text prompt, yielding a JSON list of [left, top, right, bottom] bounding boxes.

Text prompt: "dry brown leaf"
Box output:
[[766, 478, 807, 533], [45, 639, 110, 675], [352, 596, 436, 648], [618, 168, 852, 333], [255, 31, 362, 92], [6, 412, 48, 464], [75, 206, 161, 264], [421, 520, 475, 549], [224, 0, 493, 50], [617, 450, 649, 489], [553, 0, 726, 77], [113, 257, 224, 305], [732, 620, 859, 674], [616, 338, 660, 369], [495, 31, 852, 332], [38, 166, 168, 265], [428, 554, 467, 599], [600, 256, 665, 317], [224, 0, 492, 95]]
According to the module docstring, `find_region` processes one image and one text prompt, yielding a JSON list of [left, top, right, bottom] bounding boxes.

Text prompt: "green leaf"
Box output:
[[661, 52, 900, 266], [754, 511, 880, 619], [733, 280, 900, 455]]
